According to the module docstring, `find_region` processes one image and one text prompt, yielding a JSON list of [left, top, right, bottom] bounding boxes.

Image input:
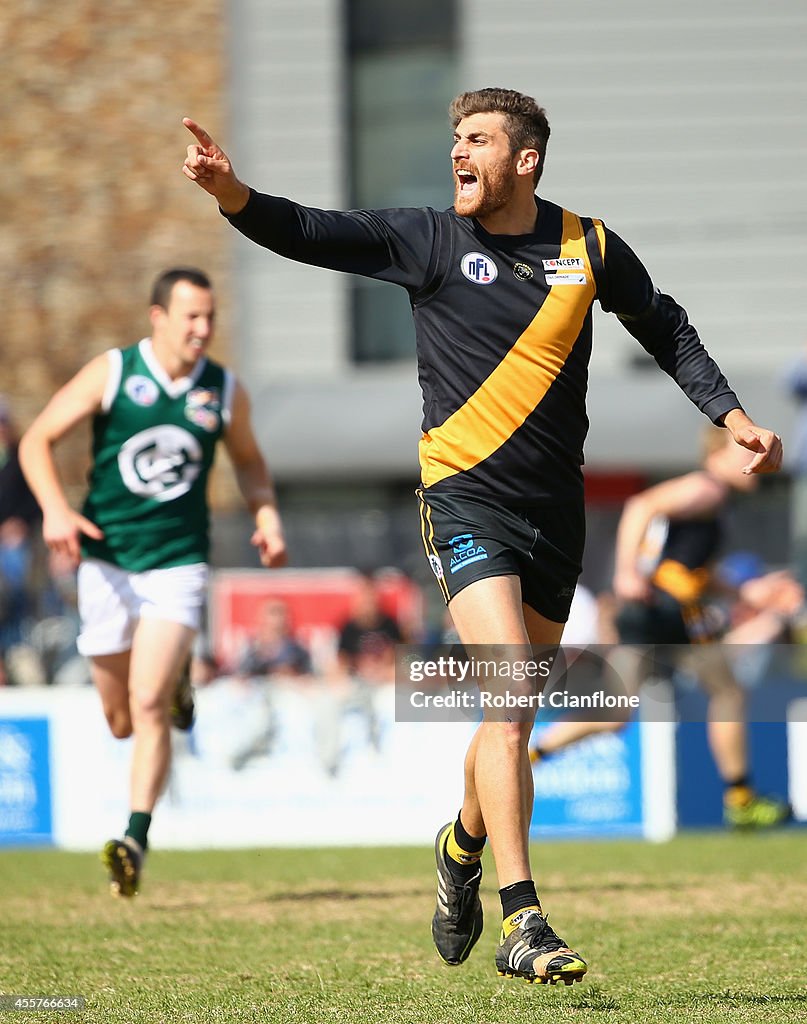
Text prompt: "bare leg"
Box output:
[[707, 720, 748, 782], [92, 652, 133, 738], [683, 645, 747, 782], [449, 577, 563, 888], [127, 618, 195, 813]]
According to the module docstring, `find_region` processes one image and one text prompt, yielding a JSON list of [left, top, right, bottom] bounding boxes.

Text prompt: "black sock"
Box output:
[[454, 813, 486, 852], [444, 813, 485, 883], [125, 811, 152, 851], [499, 879, 540, 925]]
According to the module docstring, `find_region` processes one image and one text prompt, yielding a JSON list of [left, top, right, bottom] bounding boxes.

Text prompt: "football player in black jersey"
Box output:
[[183, 88, 782, 984]]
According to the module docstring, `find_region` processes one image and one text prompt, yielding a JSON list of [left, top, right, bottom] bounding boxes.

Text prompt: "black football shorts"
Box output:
[[416, 488, 584, 623]]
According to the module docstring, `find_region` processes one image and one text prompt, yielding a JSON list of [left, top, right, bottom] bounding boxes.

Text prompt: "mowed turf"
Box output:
[[1, 833, 806, 1024]]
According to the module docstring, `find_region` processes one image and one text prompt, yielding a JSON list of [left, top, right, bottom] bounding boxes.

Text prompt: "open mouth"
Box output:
[[456, 169, 478, 194]]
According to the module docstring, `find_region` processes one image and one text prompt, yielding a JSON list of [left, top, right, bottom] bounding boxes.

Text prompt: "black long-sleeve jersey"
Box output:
[[226, 191, 741, 505]]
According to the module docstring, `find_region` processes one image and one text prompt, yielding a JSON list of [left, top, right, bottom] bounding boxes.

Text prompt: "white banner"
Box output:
[[0, 684, 474, 849]]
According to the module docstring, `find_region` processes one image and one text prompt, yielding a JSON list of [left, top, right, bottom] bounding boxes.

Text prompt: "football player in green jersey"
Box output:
[[19, 267, 287, 897]]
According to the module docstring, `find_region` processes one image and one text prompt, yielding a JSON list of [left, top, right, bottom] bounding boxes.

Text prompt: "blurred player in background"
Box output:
[[182, 88, 781, 984], [19, 267, 287, 897], [532, 429, 794, 828]]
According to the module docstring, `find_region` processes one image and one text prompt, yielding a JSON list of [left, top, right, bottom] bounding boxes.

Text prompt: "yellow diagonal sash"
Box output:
[[419, 209, 601, 488]]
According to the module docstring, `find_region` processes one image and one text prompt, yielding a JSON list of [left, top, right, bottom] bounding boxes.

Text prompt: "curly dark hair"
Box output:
[[449, 88, 550, 184]]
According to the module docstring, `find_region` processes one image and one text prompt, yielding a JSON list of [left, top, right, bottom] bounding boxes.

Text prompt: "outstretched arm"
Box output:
[[181, 118, 437, 290], [223, 380, 287, 569], [182, 117, 251, 214]]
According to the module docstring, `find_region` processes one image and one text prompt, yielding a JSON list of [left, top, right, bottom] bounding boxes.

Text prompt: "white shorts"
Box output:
[[76, 558, 208, 657]]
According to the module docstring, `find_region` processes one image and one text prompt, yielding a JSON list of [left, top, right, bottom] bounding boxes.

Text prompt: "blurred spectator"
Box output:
[[235, 598, 312, 679], [0, 396, 40, 531], [0, 517, 34, 653], [305, 572, 405, 777], [27, 548, 89, 687], [0, 397, 41, 683], [337, 571, 403, 684]]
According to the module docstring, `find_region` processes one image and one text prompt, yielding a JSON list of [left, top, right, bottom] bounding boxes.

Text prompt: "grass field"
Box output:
[[1, 833, 806, 1024]]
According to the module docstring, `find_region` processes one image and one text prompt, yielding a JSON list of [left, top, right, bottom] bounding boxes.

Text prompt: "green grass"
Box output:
[[2, 833, 806, 1023]]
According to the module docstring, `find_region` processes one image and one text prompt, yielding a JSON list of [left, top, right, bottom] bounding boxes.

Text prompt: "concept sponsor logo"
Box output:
[[118, 425, 203, 502], [545, 273, 587, 286], [124, 375, 159, 407], [448, 533, 488, 574], [184, 387, 221, 433], [542, 257, 585, 270], [186, 387, 220, 409], [513, 262, 534, 281], [428, 554, 445, 580], [460, 252, 498, 285]]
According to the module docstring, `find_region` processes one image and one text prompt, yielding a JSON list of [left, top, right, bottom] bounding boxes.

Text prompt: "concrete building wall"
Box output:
[[236, 2, 806, 475], [229, 0, 349, 381]]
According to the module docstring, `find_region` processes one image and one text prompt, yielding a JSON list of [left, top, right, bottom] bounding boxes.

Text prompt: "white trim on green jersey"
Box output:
[[101, 348, 123, 413]]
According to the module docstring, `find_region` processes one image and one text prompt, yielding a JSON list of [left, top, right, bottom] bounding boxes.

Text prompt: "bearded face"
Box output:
[[451, 112, 526, 221], [453, 150, 518, 219]]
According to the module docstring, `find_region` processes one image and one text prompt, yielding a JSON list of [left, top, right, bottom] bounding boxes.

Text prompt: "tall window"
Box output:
[[347, 0, 457, 362]]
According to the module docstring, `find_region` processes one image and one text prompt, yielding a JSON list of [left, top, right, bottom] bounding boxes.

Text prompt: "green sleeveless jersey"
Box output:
[[81, 339, 233, 571]]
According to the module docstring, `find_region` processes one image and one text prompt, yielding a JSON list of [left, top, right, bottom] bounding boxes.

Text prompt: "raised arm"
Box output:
[[182, 117, 251, 214], [181, 119, 437, 289], [223, 379, 287, 569], [18, 354, 108, 565]]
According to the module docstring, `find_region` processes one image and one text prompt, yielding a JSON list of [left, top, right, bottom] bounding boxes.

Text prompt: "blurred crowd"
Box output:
[[3, 384, 806, 706], [0, 396, 89, 688]]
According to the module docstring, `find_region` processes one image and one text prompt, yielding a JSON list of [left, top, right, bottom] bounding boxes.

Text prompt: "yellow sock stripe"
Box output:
[[445, 825, 483, 866], [417, 489, 450, 601], [419, 209, 595, 487]]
